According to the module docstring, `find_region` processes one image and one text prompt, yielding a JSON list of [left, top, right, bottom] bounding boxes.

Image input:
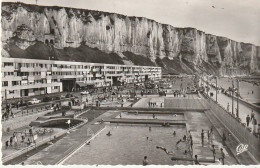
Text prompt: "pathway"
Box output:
[[18, 110, 119, 165], [208, 87, 259, 132]]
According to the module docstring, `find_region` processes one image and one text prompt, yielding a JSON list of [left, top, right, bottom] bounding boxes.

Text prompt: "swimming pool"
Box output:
[[63, 125, 191, 165], [115, 112, 184, 120]]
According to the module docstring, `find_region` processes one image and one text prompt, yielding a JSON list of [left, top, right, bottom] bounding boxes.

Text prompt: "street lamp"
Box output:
[[215, 76, 218, 103], [236, 79, 239, 118], [207, 75, 209, 96], [231, 79, 234, 115]]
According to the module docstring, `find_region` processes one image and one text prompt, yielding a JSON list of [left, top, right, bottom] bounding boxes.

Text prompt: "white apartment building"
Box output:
[[1, 57, 161, 99]]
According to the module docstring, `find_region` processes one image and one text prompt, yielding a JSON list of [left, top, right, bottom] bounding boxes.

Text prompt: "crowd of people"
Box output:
[[4, 127, 54, 150]]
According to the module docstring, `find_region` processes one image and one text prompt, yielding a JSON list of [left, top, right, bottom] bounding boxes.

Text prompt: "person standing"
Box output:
[[194, 155, 200, 165], [252, 118, 257, 134], [210, 126, 213, 134], [210, 145, 216, 161], [143, 156, 149, 166], [21, 134, 25, 146], [5, 140, 9, 149], [227, 103, 230, 112], [207, 130, 210, 141], [219, 148, 225, 165], [201, 129, 204, 144], [121, 99, 123, 107], [14, 135, 18, 149], [250, 110, 255, 121], [222, 133, 226, 145], [246, 115, 250, 127], [27, 138, 31, 146], [190, 136, 193, 151], [10, 136, 13, 147], [251, 110, 255, 121]]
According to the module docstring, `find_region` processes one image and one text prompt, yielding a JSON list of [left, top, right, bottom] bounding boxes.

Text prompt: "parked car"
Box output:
[[54, 96, 61, 100], [80, 91, 89, 95], [27, 98, 41, 105], [42, 96, 53, 102], [65, 93, 74, 98]]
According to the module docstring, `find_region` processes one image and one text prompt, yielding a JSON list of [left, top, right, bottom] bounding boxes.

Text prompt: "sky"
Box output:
[[2, 0, 260, 45]]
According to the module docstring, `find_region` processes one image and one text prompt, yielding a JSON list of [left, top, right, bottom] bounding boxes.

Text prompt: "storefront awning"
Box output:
[[76, 82, 87, 87]]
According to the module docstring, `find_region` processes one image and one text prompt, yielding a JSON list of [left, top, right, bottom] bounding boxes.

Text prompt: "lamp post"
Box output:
[[231, 79, 234, 115], [236, 79, 239, 118], [207, 75, 209, 96], [215, 77, 218, 103]]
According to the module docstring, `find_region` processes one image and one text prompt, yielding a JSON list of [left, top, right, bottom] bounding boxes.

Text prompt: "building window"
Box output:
[[12, 81, 19, 86], [9, 90, 15, 94], [4, 62, 14, 67], [2, 81, 8, 87]]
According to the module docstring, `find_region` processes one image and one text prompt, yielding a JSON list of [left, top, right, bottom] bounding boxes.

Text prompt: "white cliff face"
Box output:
[[1, 2, 260, 75]]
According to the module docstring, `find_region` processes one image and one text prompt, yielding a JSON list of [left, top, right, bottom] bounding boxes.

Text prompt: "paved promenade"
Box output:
[[208, 87, 259, 132], [2, 126, 63, 159], [16, 110, 117, 165], [3, 95, 258, 165], [185, 112, 237, 165]]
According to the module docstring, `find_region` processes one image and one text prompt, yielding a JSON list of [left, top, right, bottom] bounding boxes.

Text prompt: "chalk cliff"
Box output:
[[2, 2, 260, 75]]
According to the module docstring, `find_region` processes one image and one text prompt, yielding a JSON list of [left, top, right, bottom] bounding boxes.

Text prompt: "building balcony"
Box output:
[[51, 67, 58, 71], [62, 75, 76, 79], [20, 67, 35, 72], [86, 80, 95, 84], [2, 76, 22, 81], [2, 66, 15, 72], [60, 68, 74, 72]]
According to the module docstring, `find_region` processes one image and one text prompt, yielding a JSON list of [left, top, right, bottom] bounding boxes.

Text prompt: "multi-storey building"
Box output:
[[1, 58, 161, 99]]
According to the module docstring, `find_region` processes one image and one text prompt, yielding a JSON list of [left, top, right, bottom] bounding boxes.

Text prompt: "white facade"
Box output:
[[1, 58, 161, 99]]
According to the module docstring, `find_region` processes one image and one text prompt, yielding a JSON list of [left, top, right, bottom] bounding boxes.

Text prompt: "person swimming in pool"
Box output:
[[156, 146, 175, 155], [146, 137, 152, 141], [176, 138, 186, 146], [106, 131, 112, 136]]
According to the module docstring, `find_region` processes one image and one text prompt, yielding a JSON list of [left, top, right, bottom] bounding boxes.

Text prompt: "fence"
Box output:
[[2, 129, 67, 164], [205, 94, 260, 162], [2, 105, 54, 121], [2, 119, 87, 164]]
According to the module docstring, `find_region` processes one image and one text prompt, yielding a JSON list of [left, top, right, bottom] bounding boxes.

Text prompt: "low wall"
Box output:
[[204, 95, 260, 162], [92, 106, 208, 112], [2, 110, 52, 132]]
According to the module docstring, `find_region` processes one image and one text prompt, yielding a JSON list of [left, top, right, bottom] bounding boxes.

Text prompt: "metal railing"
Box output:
[[203, 93, 260, 162]]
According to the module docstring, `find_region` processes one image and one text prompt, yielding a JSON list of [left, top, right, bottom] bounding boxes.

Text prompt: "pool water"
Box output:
[[115, 112, 184, 120], [64, 125, 191, 165]]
